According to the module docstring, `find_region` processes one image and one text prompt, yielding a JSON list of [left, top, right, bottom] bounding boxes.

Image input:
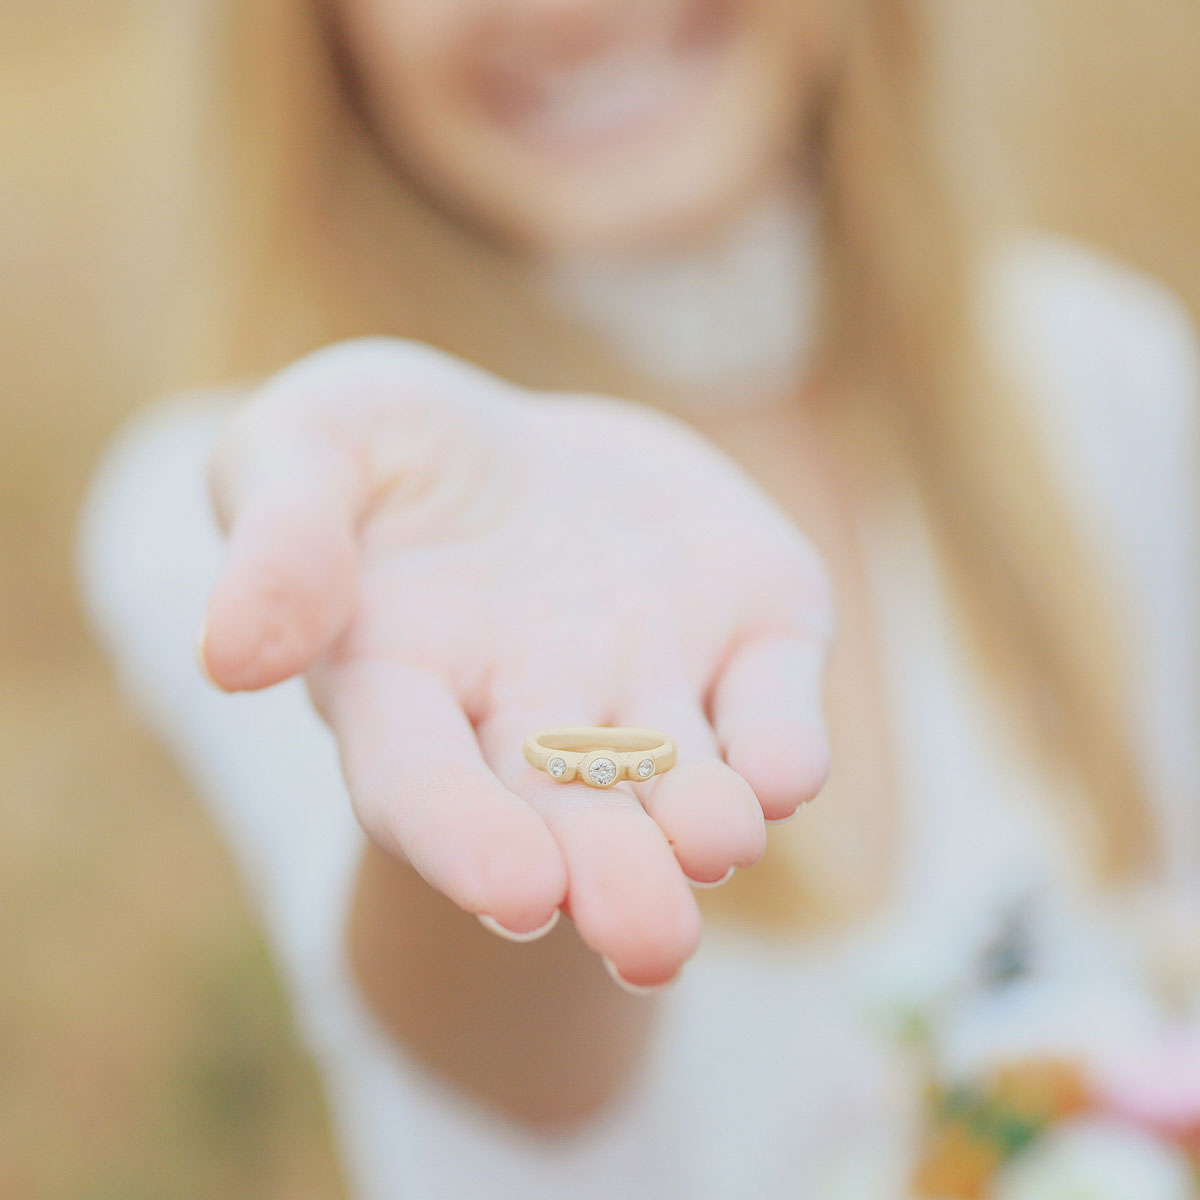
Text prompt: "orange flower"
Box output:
[[913, 1121, 1003, 1199], [988, 1058, 1093, 1124]]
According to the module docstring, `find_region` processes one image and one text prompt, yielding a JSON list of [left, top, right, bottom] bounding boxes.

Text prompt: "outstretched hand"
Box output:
[[198, 340, 833, 990]]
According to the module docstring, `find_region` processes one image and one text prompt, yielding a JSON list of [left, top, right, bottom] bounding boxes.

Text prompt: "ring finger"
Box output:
[[476, 702, 703, 990]]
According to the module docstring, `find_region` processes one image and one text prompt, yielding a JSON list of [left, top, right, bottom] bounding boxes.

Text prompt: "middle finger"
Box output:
[[476, 703, 703, 990]]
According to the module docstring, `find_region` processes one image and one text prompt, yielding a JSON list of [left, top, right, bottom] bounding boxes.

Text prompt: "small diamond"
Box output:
[[587, 757, 618, 787], [637, 758, 654, 779], [547, 757, 568, 779]]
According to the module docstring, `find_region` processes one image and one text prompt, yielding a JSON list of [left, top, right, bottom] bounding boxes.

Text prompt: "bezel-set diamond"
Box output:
[[586, 756, 619, 788], [636, 758, 655, 779], [547, 757, 568, 779]]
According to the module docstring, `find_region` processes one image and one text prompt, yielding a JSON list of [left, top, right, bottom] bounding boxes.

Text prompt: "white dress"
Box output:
[[77, 236, 1200, 1199]]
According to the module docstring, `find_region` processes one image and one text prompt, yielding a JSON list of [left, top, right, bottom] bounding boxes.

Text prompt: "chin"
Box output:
[[500, 160, 780, 257], [434, 83, 801, 256]]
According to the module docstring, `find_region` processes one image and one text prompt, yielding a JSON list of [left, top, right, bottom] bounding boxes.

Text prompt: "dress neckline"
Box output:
[[535, 179, 820, 408]]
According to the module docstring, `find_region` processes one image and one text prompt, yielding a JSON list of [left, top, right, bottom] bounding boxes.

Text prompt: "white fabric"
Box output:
[[77, 235, 1200, 1198]]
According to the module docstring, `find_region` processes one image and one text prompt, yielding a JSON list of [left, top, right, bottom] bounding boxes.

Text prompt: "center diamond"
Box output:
[[587, 757, 618, 787]]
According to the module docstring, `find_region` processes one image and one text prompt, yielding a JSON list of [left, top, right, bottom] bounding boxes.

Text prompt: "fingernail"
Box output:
[[477, 909, 560, 943], [690, 865, 736, 889], [601, 955, 676, 996], [765, 806, 803, 825], [194, 618, 221, 689]]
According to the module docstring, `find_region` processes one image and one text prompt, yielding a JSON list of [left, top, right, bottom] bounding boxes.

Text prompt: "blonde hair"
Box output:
[[820, 1, 1154, 880], [172, 0, 1157, 926]]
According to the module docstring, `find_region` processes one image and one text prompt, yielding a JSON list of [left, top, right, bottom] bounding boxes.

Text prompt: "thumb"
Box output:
[[199, 393, 367, 692], [197, 337, 512, 691]]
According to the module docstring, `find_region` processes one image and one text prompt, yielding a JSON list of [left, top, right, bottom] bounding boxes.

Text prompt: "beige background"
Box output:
[[2, 4, 1197, 1196]]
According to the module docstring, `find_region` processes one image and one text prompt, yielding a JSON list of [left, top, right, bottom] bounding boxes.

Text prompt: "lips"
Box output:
[[469, 0, 741, 154]]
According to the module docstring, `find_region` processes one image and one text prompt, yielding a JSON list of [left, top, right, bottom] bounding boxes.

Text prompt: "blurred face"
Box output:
[[332, 0, 841, 253]]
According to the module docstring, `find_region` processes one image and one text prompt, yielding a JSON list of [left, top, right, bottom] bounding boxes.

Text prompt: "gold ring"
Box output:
[[523, 726, 677, 789]]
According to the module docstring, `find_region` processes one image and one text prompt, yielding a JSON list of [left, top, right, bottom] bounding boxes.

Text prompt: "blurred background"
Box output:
[[2, 3, 1198, 1197]]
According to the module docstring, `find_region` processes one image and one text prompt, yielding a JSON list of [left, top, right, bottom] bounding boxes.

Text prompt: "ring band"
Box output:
[[523, 726, 677, 789]]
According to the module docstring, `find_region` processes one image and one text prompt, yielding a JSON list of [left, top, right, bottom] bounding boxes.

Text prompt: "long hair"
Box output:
[[167, 0, 1157, 927]]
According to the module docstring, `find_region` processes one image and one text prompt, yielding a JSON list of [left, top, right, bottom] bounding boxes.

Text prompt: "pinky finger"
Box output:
[[710, 635, 831, 821]]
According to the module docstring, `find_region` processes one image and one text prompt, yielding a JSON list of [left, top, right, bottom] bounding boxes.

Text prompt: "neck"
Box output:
[[535, 178, 820, 408]]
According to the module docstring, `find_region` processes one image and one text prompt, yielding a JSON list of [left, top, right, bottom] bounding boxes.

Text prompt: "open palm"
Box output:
[[199, 340, 833, 989]]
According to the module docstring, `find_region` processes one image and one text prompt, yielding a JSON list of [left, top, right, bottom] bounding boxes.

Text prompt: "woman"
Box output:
[[80, 0, 1200, 1195]]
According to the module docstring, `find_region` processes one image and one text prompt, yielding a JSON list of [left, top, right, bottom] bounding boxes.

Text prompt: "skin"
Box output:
[[202, 340, 832, 983], [331, 0, 842, 252], [199, 0, 888, 1128]]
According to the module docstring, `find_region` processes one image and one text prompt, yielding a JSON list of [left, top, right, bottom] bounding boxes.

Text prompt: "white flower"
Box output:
[[935, 975, 1164, 1083], [995, 1119, 1195, 1200]]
